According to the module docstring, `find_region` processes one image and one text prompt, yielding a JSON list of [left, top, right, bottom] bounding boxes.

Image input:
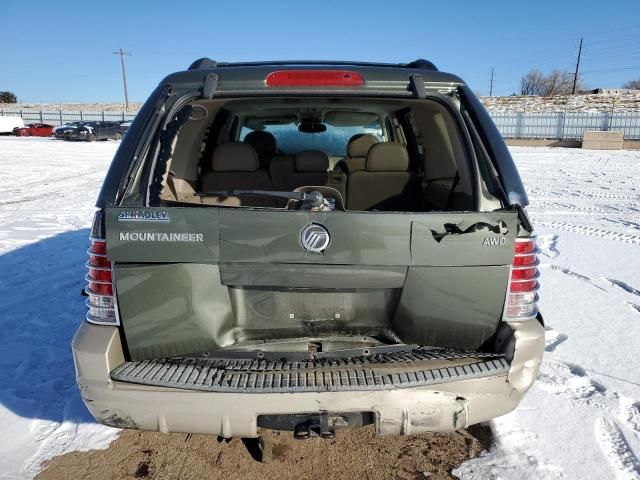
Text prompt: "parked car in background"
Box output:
[[53, 121, 88, 139], [64, 121, 122, 141], [0, 116, 24, 134], [13, 123, 54, 137], [118, 120, 132, 136]]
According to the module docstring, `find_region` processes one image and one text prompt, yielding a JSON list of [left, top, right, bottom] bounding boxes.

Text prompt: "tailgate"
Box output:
[[105, 207, 518, 360]]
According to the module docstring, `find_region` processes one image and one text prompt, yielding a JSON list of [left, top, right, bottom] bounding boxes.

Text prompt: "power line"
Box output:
[[581, 65, 640, 74], [112, 48, 132, 110]]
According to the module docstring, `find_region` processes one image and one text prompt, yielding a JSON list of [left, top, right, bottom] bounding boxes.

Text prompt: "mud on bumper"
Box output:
[[72, 321, 545, 437]]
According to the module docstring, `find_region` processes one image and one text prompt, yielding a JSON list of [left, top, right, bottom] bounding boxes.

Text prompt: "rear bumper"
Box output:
[[72, 320, 544, 437]]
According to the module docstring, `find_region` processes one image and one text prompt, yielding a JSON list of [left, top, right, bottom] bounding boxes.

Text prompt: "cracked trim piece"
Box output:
[[110, 349, 509, 393]]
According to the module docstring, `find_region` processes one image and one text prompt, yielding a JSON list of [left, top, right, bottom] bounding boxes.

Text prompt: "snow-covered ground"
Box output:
[[0, 138, 639, 479], [0, 138, 120, 479], [456, 148, 640, 480]]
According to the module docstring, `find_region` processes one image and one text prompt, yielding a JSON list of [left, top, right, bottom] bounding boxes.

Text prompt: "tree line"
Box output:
[[520, 70, 640, 96], [0, 92, 17, 103]]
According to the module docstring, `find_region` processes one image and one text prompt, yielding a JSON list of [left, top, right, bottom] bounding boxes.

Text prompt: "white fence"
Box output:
[[2, 108, 640, 140], [0, 109, 136, 126], [489, 112, 640, 140]]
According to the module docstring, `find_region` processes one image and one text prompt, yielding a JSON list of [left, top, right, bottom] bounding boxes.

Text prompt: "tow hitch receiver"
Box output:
[[257, 412, 374, 439], [294, 413, 336, 440]]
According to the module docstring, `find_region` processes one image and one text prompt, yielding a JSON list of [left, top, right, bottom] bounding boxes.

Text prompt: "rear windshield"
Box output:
[[150, 96, 478, 213], [239, 123, 383, 157]]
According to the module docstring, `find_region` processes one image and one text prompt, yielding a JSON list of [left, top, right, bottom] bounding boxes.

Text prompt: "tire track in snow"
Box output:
[[602, 278, 640, 315], [536, 221, 640, 245], [544, 328, 568, 353], [529, 201, 640, 215], [619, 398, 640, 440], [595, 417, 640, 480], [536, 360, 608, 408], [550, 265, 607, 291], [582, 190, 640, 200], [603, 218, 640, 232], [605, 278, 640, 298]]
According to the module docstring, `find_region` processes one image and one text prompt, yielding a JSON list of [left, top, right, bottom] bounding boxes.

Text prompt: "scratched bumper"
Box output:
[[72, 320, 544, 437]]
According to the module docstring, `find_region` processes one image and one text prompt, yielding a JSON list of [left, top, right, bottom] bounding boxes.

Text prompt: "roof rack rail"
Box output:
[[188, 58, 218, 70], [187, 58, 438, 71], [405, 59, 438, 71]]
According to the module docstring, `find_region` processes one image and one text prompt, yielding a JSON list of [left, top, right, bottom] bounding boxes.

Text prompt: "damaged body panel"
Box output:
[[73, 58, 544, 438], [73, 319, 544, 436], [106, 207, 518, 360]]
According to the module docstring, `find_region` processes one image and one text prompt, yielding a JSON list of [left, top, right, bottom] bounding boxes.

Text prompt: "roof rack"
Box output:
[[188, 58, 438, 72]]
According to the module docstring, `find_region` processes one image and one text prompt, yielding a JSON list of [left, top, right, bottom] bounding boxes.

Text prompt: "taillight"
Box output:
[[85, 237, 118, 325], [503, 237, 539, 321], [265, 70, 364, 87]]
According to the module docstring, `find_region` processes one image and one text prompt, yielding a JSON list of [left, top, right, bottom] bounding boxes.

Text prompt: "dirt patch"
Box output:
[[36, 425, 491, 480]]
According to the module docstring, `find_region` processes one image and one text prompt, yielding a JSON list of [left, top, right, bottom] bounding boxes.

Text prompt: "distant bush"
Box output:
[[623, 79, 640, 90], [0, 91, 17, 103], [520, 70, 586, 96]]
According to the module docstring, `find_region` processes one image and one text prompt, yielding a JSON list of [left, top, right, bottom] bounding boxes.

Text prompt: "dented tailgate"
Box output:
[[105, 207, 518, 360]]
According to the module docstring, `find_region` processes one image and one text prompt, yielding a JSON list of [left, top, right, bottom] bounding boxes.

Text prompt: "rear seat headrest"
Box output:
[[365, 142, 409, 172], [295, 150, 329, 172], [244, 130, 277, 157], [211, 142, 259, 172], [347, 133, 378, 157]]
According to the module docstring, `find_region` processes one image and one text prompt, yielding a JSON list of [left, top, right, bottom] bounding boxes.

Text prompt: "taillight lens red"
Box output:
[[511, 266, 537, 280], [513, 254, 537, 267], [85, 238, 117, 324], [510, 279, 538, 293], [504, 237, 539, 321], [514, 241, 536, 254], [265, 70, 364, 87]]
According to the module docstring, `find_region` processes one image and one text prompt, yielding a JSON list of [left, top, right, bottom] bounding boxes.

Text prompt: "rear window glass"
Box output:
[[240, 123, 382, 156]]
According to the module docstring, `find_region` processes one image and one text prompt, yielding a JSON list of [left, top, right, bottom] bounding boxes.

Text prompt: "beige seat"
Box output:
[[244, 130, 277, 170], [201, 142, 275, 206], [334, 133, 378, 173], [270, 150, 329, 191], [346, 142, 412, 211]]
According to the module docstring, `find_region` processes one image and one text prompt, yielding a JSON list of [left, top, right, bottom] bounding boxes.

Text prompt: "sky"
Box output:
[[1, 0, 640, 103]]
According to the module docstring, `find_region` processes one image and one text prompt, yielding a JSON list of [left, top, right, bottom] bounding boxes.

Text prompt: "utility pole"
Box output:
[[572, 38, 583, 95], [112, 48, 132, 110], [489, 67, 495, 97]]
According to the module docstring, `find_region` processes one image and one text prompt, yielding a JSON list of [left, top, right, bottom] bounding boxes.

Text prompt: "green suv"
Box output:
[[73, 59, 544, 440]]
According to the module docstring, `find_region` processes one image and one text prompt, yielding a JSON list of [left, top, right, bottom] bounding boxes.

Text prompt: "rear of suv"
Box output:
[[73, 59, 544, 440]]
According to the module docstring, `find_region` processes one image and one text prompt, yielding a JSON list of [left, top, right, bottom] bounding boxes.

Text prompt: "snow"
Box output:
[[455, 147, 640, 480], [0, 138, 639, 479], [0, 137, 120, 479]]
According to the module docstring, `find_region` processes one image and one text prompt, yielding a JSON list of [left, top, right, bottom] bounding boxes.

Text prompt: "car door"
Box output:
[[94, 122, 104, 139], [108, 122, 118, 138]]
